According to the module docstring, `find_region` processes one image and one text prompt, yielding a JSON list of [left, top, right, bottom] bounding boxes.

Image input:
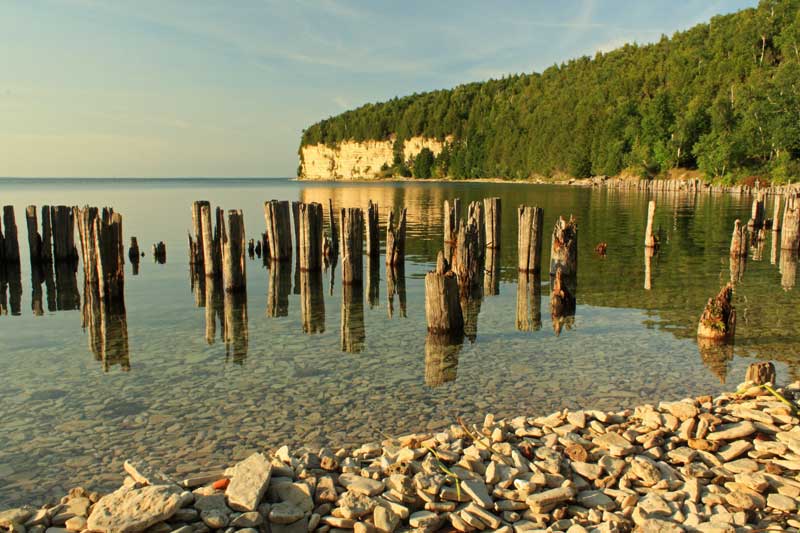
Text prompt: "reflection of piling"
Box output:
[[516, 271, 541, 332], [2, 206, 20, 264], [52, 206, 77, 263], [267, 261, 291, 317], [550, 266, 576, 336], [1, 263, 22, 315], [386, 208, 407, 267], [484, 197, 501, 250], [367, 255, 380, 309], [644, 200, 656, 248], [221, 209, 246, 293], [730, 254, 746, 285], [31, 263, 45, 316], [82, 281, 130, 372], [550, 215, 578, 278], [729, 219, 747, 257], [189, 200, 209, 267], [780, 249, 797, 291], [341, 282, 365, 353], [366, 200, 379, 258], [644, 246, 654, 290], [748, 191, 765, 231], [204, 277, 224, 344], [190, 264, 206, 307], [424, 332, 463, 387], [152, 242, 166, 264], [518, 205, 543, 273], [386, 263, 407, 319], [425, 251, 463, 334], [300, 270, 325, 334], [461, 292, 482, 343], [298, 202, 323, 271], [697, 337, 733, 384], [340, 207, 364, 284], [223, 291, 248, 363], [264, 200, 293, 261], [484, 247, 499, 296], [781, 193, 800, 252]]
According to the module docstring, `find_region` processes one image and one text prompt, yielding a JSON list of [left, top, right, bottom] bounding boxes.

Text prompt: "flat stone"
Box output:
[[594, 432, 634, 456], [571, 461, 603, 480], [231, 511, 264, 527], [0, 507, 36, 527], [707, 422, 756, 442], [338, 491, 376, 519], [338, 474, 385, 497], [631, 456, 662, 486], [664, 402, 698, 421], [638, 493, 671, 517], [461, 479, 493, 509], [525, 486, 576, 512], [276, 482, 314, 513], [409, 511, 440, 529], [766, 493, 797, 512], [226, 452, 273, 512], [577, 490, 615, 510], [373, 506, 399, 533], [200, 509, 229, 529], [123, 459, 173, 486], [270, 501, 304, 524], [636, 518, 685, 532], [87, 484, 183, 533], [724, 490, 765, 511], [63, 516, 86, 532]]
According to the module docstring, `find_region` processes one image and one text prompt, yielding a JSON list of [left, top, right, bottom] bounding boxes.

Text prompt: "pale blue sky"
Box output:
[[0, 0, 757, 178]]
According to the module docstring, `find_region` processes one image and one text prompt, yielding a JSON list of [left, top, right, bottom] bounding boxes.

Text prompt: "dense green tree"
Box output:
[[413, 148, 435, 179]]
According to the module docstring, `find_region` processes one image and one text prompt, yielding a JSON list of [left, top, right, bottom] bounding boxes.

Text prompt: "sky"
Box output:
[[0, 0, 759, 178]]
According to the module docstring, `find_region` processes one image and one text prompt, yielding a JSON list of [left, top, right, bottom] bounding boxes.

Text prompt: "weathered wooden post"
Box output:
[[780, 249, 797, 291], [468, 200, 486, 256], [518, 205, 544, 273], [339, 207, 364, 284], [94, 208, 126, 308], [386, 263, 407, 319], [190, 201, 209, 266], [644, 200, 657, 248], [745, 361, 775, 385], [298, 202, 323, 271], [484, 247, 499, 296], [697, 283, 735, 341], [443, 199, 461, 246], [341, 283, 365, 353], [366, 200, 380, 258], [291, 200, 301, 261], [644, 246, 654, 290], [221, 209, 246, 293], [484, 197, 501, 251], [516, 271, 542, 332], [75, 206, 98, 283], [781, 193, 800, 252], [200, 204, 218, 278], [128, 237, 140, 267], [31, 263, 45, 316], [264, 200, 293, 261], [2, 206, 20, 264], [41, 206, 52, 264], [25, 205, 43, 264], [550, 266, 576, 336], [550, 215, 578, 278], [328, 198, 338, 256], [300, 270, 325, 334], [748, 191, 765, 231], [729, 219, 747, 257], [424, 251, 464, 334], [452, 218, 481, 298], [247, 238, 255, 258], [386, 208, 407, 267], [52, 206, 77, 263], [772, 195, 782, 232]]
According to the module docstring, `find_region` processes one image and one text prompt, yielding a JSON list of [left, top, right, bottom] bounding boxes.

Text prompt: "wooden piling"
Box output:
[[386, 208, 407, 267], [468, 201, 486, 255], [517, 205, 544, 273], [745, 361, 775, 385], [328, 198, 338, 257], [41, 206, 52, 263], [264, 200, 293, 261], [190, 201, 209, 266], [152, 242, 166, 264], [298, 202, 323, 271], [549, 215, 578, 278], [366, 200, 380, 258], [748, 192, 765, 231], [339, 207, 364, 284], [94, 208, 125, 307], [52, 206, 76, 262], [25, 205, 43, 264], [772, 195, 782, 232], [221, 209, 246, 293], [128, 237, 140, 263], [484, 247, 499, 296], [729, 219, 747, 258], [424, 251, 464, 334], [644, 200, 656, 248], [292, 200, 301, 261], [781, 193, 800, 252], [75, 206, 99, 283], [199, 205, 218, 278], [697, 283, 735, 341], [452, 218, 481, 298], [443, 199, 461, 245], [2, 206, 20, 264], [484, 197, 501, 250]]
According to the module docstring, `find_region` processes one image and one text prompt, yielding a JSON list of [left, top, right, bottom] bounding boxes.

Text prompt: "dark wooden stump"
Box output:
[[328, 198, 339, 257], [52, 206, 77, 263], [41, 206, 53, 263], [298, 202, 323, 271], [152, 242, 167, 264], [550, 266, 576, 336], [781, 193, 800, 252], [2, 206, 20, 264], [366, 200, 380, 258], [25, 205, 43, 264], [697, 283, 735, 340]]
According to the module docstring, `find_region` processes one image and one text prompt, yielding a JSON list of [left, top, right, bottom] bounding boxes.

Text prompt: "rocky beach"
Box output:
[[2, 371, 799, 533]]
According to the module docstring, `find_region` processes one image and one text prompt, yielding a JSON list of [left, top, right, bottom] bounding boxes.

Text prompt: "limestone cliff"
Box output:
[[299, 136, 446, 180]]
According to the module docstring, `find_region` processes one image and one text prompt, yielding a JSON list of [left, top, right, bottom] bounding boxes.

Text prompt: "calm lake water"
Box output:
[[0, 177, 798, 507]]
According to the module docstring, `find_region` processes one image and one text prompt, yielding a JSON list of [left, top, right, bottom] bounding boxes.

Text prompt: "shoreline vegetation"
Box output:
[[299, 0, 800, 186], [2, 372, 799, 533]]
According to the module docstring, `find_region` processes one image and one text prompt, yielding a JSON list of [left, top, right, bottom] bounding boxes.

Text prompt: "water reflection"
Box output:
[[484, 247, 499, 296], [550, 269, 576, 336], [223, 291, 248, 363], [697, 337, 734, 383], [341, 283, 365, 353], [267, 261, 292, 317], [367, 255, 380, 309], [424, 332, 464, 387], [82, 282, 130, 371], [386, 264, 406, 318], [190, 265, 206, 307], [31, 263, 46, 316], [516, 272, 542, 332], [0, 264, 22, 316], [780, 249, 797, 291], [300, 270, 325, 334], [644, 247, 654, 290], [730, 255, 747, 286], [204, 277, 224, 345], [54, 261, 80, 311], [462, 294, 482, 343]]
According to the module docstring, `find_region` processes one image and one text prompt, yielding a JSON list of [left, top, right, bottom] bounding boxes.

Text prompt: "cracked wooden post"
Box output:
[[424, 251, 464, 335], [366, 200, 380, 258], [41, 206, 52, 263], [264, 200, 292, 261], [484, 197, 501, 251], [298, 202, 323, 271], [94, 208, 125, 309], [550, 215, 578, 278], [772, 195, 782, 232], [645, 247, 654, 290], [52, 206, 77, 263], [221, 209, 246, 293], [75, 206, 99, 283], [2, 206, 20, 265], [386, 208, 407, 267], [328, 198, 338, 257], [748, 191, 765, 232], [453, 218, 481, 298], [152, 242, 166, 264], [644, 200, 656, 248], [518, 205, 544, 273], [292, 200, 301, 264], [443, 199, 461, 246], [200, 204, 218, 278], [25, 205, 43, 265], [468, 200, 486, 257], [745, 361, 775, 385], [339, 207, 363, 284], [697, 283, 735, 341], [781, 193, 800, 252], [729, 219, 747, 258], [190, 201, 209, 266]]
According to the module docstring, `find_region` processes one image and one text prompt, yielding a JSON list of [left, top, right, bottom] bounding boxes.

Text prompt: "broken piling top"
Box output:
[[697, 282, 736, 341], [644, 200, 656, 248], [386, 207, 407, 267], [518, 205, 544, 273], [729, 219, 747, 258], [221, 209, 247, 293], [443, 198, 461, 244], [339, 207, 364, 284], [781, 193, 800, 252], [2, 205, 20, 263], [298, 202, 324, 272], [483, 197, 501, 250], [549, 215, 578, 278], [424, 251, 464, 335], [365, 200, 380, 258], [263, 200, 293, 261], [190, 201, 210, 266]]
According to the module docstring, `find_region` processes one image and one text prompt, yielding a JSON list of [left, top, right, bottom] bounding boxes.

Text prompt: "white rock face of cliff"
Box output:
[[299, 136, 447, 180]]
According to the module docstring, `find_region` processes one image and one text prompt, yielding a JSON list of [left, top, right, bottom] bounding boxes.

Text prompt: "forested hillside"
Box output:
[[300, 0, 800, 182]]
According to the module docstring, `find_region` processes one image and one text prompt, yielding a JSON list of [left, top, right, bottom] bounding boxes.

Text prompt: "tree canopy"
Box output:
[[300, 0, 800, 183]]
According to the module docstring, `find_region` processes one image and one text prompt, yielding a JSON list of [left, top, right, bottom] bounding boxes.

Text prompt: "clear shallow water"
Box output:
[[0, 178, 798, 507]]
